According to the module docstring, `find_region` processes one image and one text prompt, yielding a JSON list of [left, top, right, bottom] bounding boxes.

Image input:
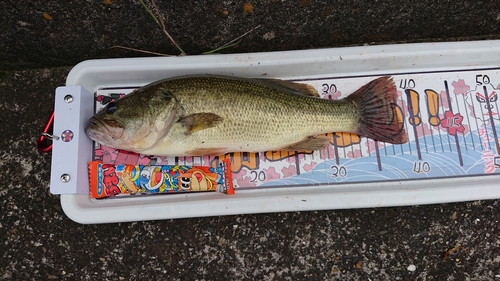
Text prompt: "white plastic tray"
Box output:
[[52, 40, 500, 224]]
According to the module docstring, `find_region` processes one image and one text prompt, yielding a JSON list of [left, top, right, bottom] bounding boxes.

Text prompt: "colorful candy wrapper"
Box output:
[[89, 159, 235, 198]]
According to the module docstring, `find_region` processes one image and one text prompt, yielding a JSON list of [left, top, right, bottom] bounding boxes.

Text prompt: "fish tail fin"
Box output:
[[348, 76, 408, 144]]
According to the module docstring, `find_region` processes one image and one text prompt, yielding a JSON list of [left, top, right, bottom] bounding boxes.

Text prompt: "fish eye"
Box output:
[[106, 102, 117, 114]]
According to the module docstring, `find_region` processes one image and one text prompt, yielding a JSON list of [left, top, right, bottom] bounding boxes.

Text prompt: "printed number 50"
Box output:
[[476, 75, 490, 85]]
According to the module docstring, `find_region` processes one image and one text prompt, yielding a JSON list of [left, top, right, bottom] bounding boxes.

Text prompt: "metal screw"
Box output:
[[60, 174, 71, 183], [64, 95, 73, 103]]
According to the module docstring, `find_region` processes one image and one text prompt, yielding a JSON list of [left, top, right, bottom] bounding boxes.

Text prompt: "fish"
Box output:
[[85, 75, 408, 156]]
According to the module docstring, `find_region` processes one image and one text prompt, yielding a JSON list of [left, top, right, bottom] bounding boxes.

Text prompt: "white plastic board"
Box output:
[[51, 40, 500, 224]]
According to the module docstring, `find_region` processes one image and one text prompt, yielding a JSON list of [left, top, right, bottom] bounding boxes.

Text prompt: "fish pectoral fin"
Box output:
[[178, 113, 224, 135], [259, 79, 320, 97], [281, 135, 331, 151]]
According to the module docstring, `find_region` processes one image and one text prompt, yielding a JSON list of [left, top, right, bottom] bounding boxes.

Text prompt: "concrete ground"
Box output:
[[1, 0, 500, 280]]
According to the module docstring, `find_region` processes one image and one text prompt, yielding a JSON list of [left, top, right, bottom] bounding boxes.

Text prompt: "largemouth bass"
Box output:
[[85, 75, 407, 156]]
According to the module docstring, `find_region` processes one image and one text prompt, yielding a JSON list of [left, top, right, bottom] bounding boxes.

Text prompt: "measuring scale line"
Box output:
[[461, 90, 476, 150], [294, 153, 301, 175], [469, 88, 485, 150], [374, 141, 382, 171], [332, 133, 340, 165], [483, 85, 500, 154], [405, 89, 422, 160], [444, 81, 464, 166], [454, 92, 468, 151], [327, 94, 341, 166]]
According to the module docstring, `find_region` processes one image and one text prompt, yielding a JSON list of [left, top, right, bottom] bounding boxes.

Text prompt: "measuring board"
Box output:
[[93, 71, 500, 190], [50, 40, 500, 224]]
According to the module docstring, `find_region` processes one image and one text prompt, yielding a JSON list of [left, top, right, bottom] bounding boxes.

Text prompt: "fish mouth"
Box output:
[[86, 117, 124, 140]]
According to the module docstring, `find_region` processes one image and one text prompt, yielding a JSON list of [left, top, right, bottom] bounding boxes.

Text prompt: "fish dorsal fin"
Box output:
[[259, 79, 320, 97], [178, 112, 223, 135]]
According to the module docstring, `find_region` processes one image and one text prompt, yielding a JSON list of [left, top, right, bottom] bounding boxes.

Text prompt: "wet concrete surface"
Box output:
[[2, 0, 500, 70], [2, 66, 500, 280], [2, 0, 500, 280]]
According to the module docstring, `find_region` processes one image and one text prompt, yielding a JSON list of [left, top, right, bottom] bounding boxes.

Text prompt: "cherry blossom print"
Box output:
[[439, 90, 450, 109], [281, 164, 297, 178], [452, 79, 470, 96], [347, 149, 362, 159], [263, 167, 281, 181], [366, 139, 385, 154], [324, 91, 342, 100], [303, 161, 317, 172], [94, 144, 118, 163], [232, 170, 256, 188], [440, 111, 465, 135]]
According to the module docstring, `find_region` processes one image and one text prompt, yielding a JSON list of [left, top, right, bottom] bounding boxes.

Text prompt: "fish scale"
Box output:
[[153, 76, 359, 155]]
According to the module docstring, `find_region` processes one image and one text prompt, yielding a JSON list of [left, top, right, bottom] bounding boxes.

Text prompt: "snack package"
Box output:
[[89, 159, 234, 198]]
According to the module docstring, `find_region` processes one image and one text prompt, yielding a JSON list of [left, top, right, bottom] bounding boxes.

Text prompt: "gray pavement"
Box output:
[[2, 0, 500, 70], [2, 0, 500, 280]]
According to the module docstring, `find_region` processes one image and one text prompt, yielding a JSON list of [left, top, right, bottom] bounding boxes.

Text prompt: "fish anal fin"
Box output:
[[186, 147, 227, 156], [281, 135, 331, 151], [260, 79, 320, 97], [179, 113, 223, 135]]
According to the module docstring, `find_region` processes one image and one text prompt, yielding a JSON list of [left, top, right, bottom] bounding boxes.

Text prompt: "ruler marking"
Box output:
[[397, 93, 406, 156], [333, 132, 340, 165], [470, 88, 485, 150], [423, 92, 438, 153], [295, 153, 301, 175], [495, 91, 500, 152], [358, 140, 363, 157], [477, 89, 492, 149], [420, 123, 429, 154], [405, 89, 422, 160], [444, 81, 464, 166], [342, 139, 347, 160], [462, 92, 476, 150], [430, 127, 437, 153], [484, 85, 500, 154], [455, 93, 468, 151], [436, 93, 447, 152], [325, 136, 332, 160], [375, 141, 382, 171]]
